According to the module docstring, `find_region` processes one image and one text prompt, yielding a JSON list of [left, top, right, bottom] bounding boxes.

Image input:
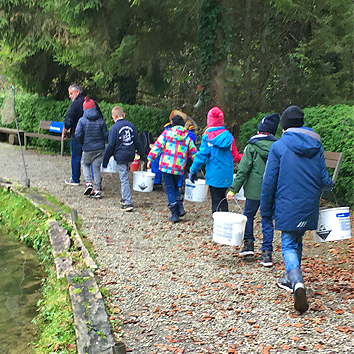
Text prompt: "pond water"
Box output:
[[0, 231, 44, 354]]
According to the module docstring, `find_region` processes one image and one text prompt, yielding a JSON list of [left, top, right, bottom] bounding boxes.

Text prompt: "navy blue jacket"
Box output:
[[64, 93, 85, 139], [102, 119, 146, 166], [260, 127, 333, 231], [75, 108, 108, 151]]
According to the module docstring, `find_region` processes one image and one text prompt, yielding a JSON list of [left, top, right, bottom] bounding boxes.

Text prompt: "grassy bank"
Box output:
[[0, 188, 77, 354]]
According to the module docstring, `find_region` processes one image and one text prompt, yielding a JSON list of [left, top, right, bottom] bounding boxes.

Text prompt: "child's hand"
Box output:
[[226, 191, 235, 200], [147, 161, 152, 169]]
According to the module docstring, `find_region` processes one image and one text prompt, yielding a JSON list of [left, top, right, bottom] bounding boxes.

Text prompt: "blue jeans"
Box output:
[[281, 230, 306, 274], [117, 163, 132, 205], [162, 172, 182, 206], [243, 198, 274, 251], [151, 157, 162, 184], [71, 139, 82, 183]]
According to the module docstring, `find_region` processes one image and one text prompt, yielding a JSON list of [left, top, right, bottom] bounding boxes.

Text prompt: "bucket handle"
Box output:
[[215, 197, 243, 214]]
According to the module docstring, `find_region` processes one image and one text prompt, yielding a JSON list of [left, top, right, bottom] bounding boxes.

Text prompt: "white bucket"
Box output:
[[133, 171, 155, 192], [212, 212, 247, 246], [101, 156, 118, 173], [232, 174, 246, 200], [184, 178, 209, 202], [313, 207, 352, 242]]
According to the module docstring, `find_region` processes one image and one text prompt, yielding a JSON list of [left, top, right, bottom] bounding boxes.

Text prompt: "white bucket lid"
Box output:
[[133, 171, 155, 177], [185, 178, 206, 185], [213, 211, 247, 224]]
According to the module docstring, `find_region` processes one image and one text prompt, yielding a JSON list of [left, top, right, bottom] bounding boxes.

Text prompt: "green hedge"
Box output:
[[237, 105, 354, 207], [0, 92, 172, 152]]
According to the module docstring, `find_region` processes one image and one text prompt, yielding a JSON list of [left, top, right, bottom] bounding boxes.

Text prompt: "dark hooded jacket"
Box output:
[[75, 107, 108, 151], [260, 127, 333, 231]]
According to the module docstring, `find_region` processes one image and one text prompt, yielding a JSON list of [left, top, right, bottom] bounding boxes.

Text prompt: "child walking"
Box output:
[[102, 106, 146, 211], [147, 115, 197, 223], [189, 107, 243, 214], [261, 105, 333, 313], [75, 97, 108, 198], [226, 113, 280, 266]]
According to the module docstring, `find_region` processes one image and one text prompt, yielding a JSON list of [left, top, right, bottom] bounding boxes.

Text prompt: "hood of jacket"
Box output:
[[170, 125, 190, 141], [83, 107, 101, 121], [282, 127, 322, 158], [206, 127, 233, 148], [247, 134, 277, 159]]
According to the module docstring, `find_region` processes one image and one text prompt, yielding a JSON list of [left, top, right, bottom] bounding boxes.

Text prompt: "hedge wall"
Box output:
[[0, 92, 171, 152], [237, 105, 354, 207]]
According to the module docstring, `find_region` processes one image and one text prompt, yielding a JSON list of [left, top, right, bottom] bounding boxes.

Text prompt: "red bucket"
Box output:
[[130, 159, 140, 172]]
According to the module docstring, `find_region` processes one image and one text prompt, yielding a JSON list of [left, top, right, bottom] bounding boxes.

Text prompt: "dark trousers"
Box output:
[[209, 186, 228, 213], [244, 198, 274, 251]]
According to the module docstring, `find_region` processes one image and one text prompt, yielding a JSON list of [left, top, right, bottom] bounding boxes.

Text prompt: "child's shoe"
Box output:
[[90, 190, 101, 198], [239, 239, 254, 256], [84, 182, 93, 195]]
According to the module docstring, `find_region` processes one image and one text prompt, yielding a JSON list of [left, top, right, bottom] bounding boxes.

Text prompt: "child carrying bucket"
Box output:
[[147, 115, 197, 223], [189, 107, 243, 214], [260, 105, 333, 313], [226, 113, 280, 267]]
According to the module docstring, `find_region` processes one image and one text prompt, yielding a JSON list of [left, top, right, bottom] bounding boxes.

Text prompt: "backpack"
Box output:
[[139, 131, 154, 156]]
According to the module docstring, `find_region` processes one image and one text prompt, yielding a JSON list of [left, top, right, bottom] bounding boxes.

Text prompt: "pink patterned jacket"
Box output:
[[148, 126, 197, 175]]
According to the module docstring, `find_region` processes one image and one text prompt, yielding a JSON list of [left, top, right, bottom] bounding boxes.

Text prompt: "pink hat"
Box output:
[[207, 107, 224, 127], [83, 96, 96, 110]]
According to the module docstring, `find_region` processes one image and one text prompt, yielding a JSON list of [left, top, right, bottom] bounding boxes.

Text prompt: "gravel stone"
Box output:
[[1, 142, 353, 354]]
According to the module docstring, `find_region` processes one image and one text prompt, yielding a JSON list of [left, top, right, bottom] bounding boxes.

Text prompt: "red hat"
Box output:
[[83, 96, 96, 110], [207, 106, 224, 127]]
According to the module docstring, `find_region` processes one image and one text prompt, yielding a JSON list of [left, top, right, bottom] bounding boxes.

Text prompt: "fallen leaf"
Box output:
[[281, 344, 291, 350], [335, 309, 344, 314], [297, 346, 307, 351], [293, 323, 305, 328], [53, 343, 60, 351], [314, 344, 322, 349], [290, 336, 300, 341]]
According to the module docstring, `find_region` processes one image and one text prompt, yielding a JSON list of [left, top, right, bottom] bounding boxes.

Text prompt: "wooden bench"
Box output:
[[324, 151, 343, 184], [24, 120, 66, 156], [0, 127, 25, 145]]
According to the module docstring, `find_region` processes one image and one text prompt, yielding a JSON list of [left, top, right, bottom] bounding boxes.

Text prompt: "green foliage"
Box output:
[[304, 105, 354, 207], [0, 92, 172, 153], [0, 189, 77, 353], [237, 104, 354, 207]]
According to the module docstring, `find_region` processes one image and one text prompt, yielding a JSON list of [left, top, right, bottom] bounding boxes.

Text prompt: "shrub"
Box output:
[[0, 92, 172, 153], [237, 105, 354, 207]]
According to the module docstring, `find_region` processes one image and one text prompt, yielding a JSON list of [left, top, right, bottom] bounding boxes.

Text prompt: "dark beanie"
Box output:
[[258, 113, 280, 135], [171, 115, 185, 127], [281, 105, 304, 130]]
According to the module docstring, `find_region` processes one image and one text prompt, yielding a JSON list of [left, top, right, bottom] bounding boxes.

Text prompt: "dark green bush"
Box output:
[[237, 105, 354, 207], [0, 92, 171, 153]]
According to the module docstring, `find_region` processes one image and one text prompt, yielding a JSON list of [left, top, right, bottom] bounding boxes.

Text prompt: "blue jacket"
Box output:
[[102, 119, 146, 166], [75, 108, 108, 151], [260, 127, 333, 231], [190, 127, 234, 188]]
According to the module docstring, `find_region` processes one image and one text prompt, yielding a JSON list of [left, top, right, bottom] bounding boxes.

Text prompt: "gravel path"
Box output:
[[1, 142, 353, 354]]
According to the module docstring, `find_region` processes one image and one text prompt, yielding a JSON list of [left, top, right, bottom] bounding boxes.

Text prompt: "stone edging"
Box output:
[[0, 179, 124, 354]]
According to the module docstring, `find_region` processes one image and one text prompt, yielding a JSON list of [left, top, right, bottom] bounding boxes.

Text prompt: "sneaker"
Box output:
[[294, 282, 309, 313], [259, 250, 273, 267], [239, 240, 254, 256], [84, 182, 93, 195], [119, 198, 126, 205], [277, 275, 293, 293], [65, 178, 79, 186], [121, 204, 133, 212], [90, 190, 101, 198]]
